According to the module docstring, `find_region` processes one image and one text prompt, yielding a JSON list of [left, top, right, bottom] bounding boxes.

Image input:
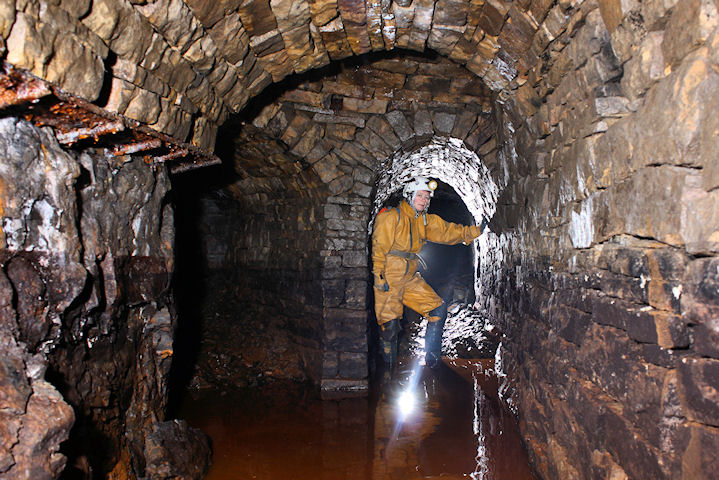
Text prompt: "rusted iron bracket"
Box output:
[[0, 62, 220, 173], [0, 68, 51, 108]]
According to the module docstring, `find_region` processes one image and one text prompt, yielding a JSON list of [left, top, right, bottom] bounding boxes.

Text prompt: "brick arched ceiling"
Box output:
[[374, 136, 499, 222], [2, 0, 570, 153], [216, 50, 501, 202]]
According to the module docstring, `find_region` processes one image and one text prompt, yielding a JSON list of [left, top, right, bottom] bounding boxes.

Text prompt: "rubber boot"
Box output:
[[425, 303, 447, 369], [379, 318, 401, 367]]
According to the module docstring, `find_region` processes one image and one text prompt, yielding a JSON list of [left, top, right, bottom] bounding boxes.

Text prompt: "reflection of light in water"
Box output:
[[390, 357, 424, 440], [471, 369, 490, 480], [397, 390, 416, 417]]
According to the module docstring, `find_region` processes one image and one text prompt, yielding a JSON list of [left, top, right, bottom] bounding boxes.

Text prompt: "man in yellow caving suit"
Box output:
[[372, 177, 487, 369]]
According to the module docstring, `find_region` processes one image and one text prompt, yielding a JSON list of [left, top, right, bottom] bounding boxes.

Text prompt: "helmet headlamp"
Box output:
[[403, 177, 437, 210]]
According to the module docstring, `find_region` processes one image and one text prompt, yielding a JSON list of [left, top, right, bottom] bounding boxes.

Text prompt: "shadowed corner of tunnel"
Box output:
[[422, 180, 475, 291], [165, 140, 241, 417]]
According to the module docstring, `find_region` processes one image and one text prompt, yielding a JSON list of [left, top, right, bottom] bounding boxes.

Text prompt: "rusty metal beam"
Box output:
[[0, 64, 52, 108], [153, 148, 189, 164], [0, 62, 220, 173], [55, 120, 125, 145], [169, 156, 222, 174], [111, 139, 163, 156]]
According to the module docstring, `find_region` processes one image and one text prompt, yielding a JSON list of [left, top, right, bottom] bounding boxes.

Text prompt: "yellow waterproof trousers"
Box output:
[[374, 269, 443, 325], [372, 200, 482, 326]]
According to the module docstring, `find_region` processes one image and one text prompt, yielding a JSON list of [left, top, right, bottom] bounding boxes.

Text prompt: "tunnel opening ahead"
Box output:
[[167, 125, 534, 479], [367, 137, 501, 374], [153, 40, 536, 480], [166, 48, 505, 404]]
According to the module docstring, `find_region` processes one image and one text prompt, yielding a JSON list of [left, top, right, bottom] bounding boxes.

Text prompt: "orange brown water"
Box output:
[[179, 359, 537, 479]]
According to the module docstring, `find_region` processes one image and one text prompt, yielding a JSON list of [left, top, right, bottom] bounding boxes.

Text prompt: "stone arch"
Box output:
[[175, 47, 507, 393], [1, 0, 570, 153], [368, 136, 501, 359], [373, 136, 499, 222], [225, 49, 503, 204], [317, 133, 501, 390], [372, 133, 500, 305]]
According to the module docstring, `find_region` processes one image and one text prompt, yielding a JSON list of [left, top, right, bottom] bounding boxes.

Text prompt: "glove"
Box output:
[[375, 273, 389, 291]]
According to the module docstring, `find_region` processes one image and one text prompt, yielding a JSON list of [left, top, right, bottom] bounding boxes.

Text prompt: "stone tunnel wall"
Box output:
[[182, 181, 378, 392], [0, 118, 208, 479], [477, 1, 719, 478], [0, 0, 551, 155], [248, 55, 498, 393], [181, 179, 330, 387], [181, 125, 377, 392], [2, 0, 718, 477]]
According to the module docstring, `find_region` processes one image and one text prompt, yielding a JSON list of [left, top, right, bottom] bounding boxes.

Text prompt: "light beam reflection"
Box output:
[[390, 356, 425, 439], [471, 368, 490, 479], [397, 389, 416, 417]]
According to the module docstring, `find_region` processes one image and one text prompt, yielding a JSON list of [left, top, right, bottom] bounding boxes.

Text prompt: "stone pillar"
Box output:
[[320, 194, 371, 394]]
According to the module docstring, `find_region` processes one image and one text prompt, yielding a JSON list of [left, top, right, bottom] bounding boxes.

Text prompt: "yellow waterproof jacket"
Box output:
[[372, 200, 482, 284]]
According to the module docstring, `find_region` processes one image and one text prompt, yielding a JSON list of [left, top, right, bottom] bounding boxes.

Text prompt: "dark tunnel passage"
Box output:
[[165, 49, 504, 400], [1, 0, 718, 479], [163, 92, 523, 476], [168, 161, 530, 479], [161, 50, 519, 475]]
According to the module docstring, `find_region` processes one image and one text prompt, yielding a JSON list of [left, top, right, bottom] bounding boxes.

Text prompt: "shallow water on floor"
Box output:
[[179, 358, 537, 480]]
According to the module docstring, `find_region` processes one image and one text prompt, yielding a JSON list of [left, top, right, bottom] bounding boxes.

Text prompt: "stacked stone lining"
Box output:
[[1, 0, 572, 153], [480, 0, 719, 477], [193, 53, 499, 390]]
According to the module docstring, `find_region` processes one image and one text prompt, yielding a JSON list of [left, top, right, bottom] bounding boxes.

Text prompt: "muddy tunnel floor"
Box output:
[[177, 358, 537, 479]]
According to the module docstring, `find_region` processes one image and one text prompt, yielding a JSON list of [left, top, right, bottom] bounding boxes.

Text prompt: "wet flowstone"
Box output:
[[178, 358, 536, 479]]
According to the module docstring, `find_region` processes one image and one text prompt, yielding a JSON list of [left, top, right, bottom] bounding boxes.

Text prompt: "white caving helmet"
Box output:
[[403, 177, 438, 206]]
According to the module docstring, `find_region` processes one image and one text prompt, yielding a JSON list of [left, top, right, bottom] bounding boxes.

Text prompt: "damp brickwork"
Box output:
[[476, 2, 719, 477]]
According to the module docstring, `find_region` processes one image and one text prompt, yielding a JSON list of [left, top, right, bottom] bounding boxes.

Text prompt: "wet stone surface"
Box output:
[[0, 117, 198, 480]]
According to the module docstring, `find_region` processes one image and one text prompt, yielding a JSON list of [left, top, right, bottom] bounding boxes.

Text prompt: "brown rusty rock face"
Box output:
[[143, 420, 212, 480], [0, 330, 74, 479], [6, 255, 50, 351], [0, 114, 189, 479], [0, 65, 51, 109], [0, 343, 31, 414], [12, 380, 75, 479], [0, 267, 16, 333], [125, 256, 173, 306]]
